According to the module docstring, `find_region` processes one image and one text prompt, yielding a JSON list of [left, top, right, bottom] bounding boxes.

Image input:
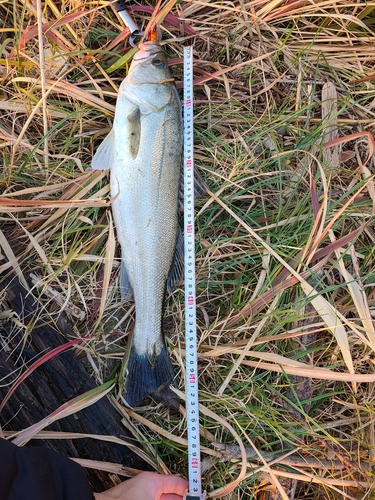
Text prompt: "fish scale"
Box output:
[[92, 42, 182, 408]]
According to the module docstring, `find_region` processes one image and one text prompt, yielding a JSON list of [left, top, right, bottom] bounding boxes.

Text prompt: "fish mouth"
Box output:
[[134, 42, 163, 61]]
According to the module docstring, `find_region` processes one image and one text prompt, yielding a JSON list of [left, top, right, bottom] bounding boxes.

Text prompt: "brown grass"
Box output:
[[1, 0, 375, 498]]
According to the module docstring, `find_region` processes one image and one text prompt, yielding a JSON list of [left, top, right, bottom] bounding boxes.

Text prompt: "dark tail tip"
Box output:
[[124, 344, 179, 409]]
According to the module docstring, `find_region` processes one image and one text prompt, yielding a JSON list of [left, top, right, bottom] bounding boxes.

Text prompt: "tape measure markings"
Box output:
[[183, 45, 205, 500]]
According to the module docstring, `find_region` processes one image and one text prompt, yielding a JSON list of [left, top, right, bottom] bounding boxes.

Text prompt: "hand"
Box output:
[[93, 471, 188, 500]]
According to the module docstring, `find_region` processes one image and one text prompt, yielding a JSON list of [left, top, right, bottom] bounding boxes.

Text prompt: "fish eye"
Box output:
[[152, 58, 164, 67]]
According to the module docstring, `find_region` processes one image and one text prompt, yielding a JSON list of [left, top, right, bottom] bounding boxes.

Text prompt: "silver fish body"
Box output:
[[92, 42, 182, 407]]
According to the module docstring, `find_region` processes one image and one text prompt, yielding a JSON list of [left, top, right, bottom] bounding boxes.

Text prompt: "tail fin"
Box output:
[[124, 344, 178, 409]]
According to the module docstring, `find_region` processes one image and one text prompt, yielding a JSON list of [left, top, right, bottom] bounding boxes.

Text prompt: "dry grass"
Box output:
[[1, 0, 375, 498]]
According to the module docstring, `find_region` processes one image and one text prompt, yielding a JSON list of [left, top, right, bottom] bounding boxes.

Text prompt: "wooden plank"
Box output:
[[0, 273, 152, 492]]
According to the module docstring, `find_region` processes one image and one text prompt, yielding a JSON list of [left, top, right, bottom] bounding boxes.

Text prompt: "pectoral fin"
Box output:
[[91, 129, 115, 171], [128, 107, 141, 159]]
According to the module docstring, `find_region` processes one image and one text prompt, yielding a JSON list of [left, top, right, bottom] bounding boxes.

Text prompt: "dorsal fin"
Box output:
[[166, 226, 184, 294]]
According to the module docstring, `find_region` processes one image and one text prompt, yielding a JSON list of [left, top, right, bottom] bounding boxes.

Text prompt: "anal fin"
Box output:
[[120, 261, 134, 301]]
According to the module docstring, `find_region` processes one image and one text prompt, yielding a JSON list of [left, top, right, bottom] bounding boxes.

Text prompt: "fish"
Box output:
[[91, 41, 183, 408]]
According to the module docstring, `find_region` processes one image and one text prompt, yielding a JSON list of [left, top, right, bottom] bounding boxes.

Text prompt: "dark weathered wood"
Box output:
[[0, 273, 152, 492]]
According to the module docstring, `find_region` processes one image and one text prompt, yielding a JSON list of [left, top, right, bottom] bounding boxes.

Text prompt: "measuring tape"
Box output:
[[183, 46, 206, 500], [107, 8, 205, 494]]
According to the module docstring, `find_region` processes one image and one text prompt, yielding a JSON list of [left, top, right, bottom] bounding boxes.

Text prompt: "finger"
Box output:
[[154, 474, 188, 498], [159, 475, 188, 495], [161, 494, 187, 500]]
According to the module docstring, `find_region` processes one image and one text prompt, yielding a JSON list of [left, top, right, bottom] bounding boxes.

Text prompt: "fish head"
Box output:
[[121, 42, 179, 113], [127, 42, 172, 86]]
